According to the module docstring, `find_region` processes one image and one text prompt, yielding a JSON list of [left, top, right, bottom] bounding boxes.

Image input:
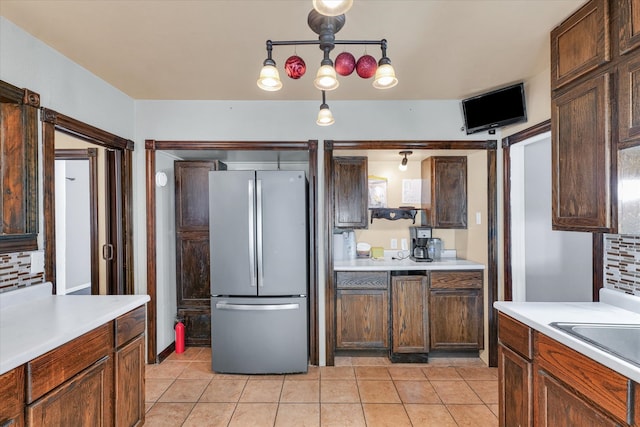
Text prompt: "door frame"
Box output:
[[324, 139, 499, 367], [42, 108, 134, 295], [502, 120, 604, 302], [54, 148, 99, 295], [145, 140, 318, 365]]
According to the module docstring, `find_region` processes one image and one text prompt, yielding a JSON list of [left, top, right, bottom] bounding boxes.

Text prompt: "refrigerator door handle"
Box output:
[[256, 179, 264, 287], [248, 179, 257, 288], [215, 302, 300, 311]]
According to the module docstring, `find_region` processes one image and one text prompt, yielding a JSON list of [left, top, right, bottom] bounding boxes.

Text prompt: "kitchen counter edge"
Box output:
[[333, 257, 485, 271]]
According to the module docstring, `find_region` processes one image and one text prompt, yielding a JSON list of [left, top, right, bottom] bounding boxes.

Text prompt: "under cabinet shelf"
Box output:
[[369, 208, 424, 224]]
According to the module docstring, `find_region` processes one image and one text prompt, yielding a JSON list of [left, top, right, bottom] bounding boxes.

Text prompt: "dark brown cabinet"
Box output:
[[0, 80, 39, 253], [429, 271, 483, 351], [333, 156, 368, 229], [335, 271, 389, 350], [0, 365, 24, 427], [175, 160, 226, 346], [618, 49, 640, 147], [618, 0, 640, 55], [391, 275, 428, 362], [498, 313, 533, 427], [421, 156, 467, 229]]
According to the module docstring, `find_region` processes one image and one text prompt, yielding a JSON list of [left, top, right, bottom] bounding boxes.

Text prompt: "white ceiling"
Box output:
[[0, 0, 584, 102]]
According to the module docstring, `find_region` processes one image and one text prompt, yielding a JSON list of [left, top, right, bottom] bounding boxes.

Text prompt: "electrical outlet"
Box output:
[[401, 238, 408, 250], [390, 238, 398, 249], [476, 211, 482, 225], [30, 251, 44, 274]]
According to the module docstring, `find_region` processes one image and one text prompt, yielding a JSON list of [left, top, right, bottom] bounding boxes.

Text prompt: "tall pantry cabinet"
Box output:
[[551, 0, 640, 232], [175, 160, 226, 346]]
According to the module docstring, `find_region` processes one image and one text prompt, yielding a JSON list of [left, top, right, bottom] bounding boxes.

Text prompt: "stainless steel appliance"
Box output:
[[409, 226, 433, 262], [209, 170, 308, 374]]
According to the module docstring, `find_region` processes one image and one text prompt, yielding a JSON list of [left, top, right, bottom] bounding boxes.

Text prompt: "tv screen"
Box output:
[[462, 83, 527, 134]]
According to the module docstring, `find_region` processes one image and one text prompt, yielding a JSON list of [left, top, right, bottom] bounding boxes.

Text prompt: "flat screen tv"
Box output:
[[462, 82, 527, 134]]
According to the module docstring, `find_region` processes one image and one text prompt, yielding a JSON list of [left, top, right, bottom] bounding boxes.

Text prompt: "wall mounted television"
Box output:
[[462, 82, 527, 135]]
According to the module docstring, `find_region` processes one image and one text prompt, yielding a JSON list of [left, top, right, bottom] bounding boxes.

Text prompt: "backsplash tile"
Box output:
[[0, 252, 45, 293], [604, 234, 640, 296]]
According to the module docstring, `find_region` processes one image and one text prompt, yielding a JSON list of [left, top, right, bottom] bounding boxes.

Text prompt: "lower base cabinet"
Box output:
[[0, 365, 25, 427], [391, 275, 428, 361], [115, 335, 145, 426]]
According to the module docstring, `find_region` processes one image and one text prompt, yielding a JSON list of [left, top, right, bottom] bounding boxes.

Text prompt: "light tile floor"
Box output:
[[145, 347, 498, 426]]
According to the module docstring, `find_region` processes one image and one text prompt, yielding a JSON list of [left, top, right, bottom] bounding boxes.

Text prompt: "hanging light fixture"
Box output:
[[398, 151, 412, 171], [317, 91, 335, 126], [257, 1, 398, 125]]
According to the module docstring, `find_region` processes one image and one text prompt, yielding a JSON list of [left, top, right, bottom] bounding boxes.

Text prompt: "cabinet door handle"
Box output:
[[102, 244, 114, 260]]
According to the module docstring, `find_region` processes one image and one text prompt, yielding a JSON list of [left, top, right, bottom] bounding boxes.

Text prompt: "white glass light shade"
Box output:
[[317, 106, 335, 126], [314, 65, 340, 91], [257, 65, 283, 91], [312, 0, 353, 16], [398, 162, 408, 172], [373, 63, 398, 89]]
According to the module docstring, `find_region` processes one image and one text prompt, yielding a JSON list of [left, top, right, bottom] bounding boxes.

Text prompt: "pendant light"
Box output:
[[398, 151, 412, 171], [317, 91, 335, 126], [313, 0, 353, 16]]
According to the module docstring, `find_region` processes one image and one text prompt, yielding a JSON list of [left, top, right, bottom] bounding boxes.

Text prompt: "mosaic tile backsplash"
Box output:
[[604, 234, 640, 296], [0, 251, 44, 293]]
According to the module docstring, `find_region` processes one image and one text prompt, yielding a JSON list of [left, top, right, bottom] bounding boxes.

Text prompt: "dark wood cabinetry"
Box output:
[[333, 156, 368, 229], [429, 271, 483, 351], [550, 0, 640, 231], [391, 275, 428, 361], [0, 80, 39, 253], [175, 160, 226, 346], [421, 156, 467, 229], [335, 271, 389, 350], [0, 365, 25, 427]]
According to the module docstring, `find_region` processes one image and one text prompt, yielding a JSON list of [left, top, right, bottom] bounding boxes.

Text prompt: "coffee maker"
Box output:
[[409, 226, 433, 262]]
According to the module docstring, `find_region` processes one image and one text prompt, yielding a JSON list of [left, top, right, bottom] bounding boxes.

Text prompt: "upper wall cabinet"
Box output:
[[551, 0, 610, 90], [333, 156, 368, 229], [0, 80, 39, 253], [618, 0, 640, 55], [421, 156, 467, 229]]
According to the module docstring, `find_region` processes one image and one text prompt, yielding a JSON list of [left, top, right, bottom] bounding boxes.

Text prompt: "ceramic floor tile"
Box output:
[[248, 374, 286, 381], [286, 365, 320, 380], [333, 356, 353, 366], [145, 402, 154, 413], [199, 379, 247, 402], [387, 366, 427, 380], [467, 380, 499, 404], [422, 366, 464, 380], [320, 403, 366, 427], [320, 380, 360, 403], [447, 404, 499, 427], [431, 380, 483, 404], [280, 379, 320, 402], [182, 402, 235, 427], [488, 403, 499, 417], [145, 361, 189, 379], [195, 347, 213, 361], [228, 402, 278, 427], [354, 366, 391, 380], [404, 404, 458, 426], [145, 378, 174, 402], [428, 357, 487, 367], [158, 379, 210, 403], [361, 403, 412, 427], [274, 403, 320, 427], [320, 366, 355, 380], [177, 361, 216, 380], [394, 380, 441, 404], [357, 380, 401, 403], [239, 379, 283, 402], [350, 356, 391, 366], [211, 372, 250, 380], [143, 402, 194, 426], [456, 366, 498, 380], [165, 347, 203, 361]]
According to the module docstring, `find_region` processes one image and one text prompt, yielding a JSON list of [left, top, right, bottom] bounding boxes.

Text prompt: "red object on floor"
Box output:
[[175, 321, 185, 354]]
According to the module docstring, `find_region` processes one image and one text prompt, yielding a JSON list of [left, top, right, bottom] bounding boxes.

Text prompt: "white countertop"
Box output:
[[333, 255, 485, 271], [0, 283, 150, 375], [494, 289, 640, 383]]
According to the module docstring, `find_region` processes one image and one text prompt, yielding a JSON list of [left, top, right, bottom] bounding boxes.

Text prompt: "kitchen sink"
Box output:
[[550, 322, 640, 367]]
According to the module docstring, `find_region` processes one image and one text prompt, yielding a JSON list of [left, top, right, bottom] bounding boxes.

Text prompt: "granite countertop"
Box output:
[[0, 282, 150, 375], [494, 289, 640, 383], [333, 254, 485, 271]]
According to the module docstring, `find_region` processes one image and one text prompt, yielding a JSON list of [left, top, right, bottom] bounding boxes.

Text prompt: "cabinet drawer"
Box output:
[[336, 271, 388, 289], [115, 306, 146, 348], [430, 271, 482, 289], [27, 322, 113, 403], [498, 312, 532, 360], [535, 332, 631, 425], [0, 364, 24, 422]]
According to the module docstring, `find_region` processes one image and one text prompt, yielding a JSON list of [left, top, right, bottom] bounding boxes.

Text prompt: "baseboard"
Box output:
[[157, 342, 176, 363]]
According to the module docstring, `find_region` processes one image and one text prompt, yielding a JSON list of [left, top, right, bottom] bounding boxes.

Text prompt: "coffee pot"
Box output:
[[409, 226, 433, 262]]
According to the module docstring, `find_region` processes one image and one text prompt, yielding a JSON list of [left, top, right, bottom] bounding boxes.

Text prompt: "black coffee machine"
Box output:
[[409, 226, 433, 262]]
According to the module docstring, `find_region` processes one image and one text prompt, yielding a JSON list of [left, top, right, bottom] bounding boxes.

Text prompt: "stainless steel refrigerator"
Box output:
[[209, 170, 308, 374]]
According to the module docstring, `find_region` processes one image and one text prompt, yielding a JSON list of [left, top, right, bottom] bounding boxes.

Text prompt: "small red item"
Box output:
[[284, 55, 306, 79], [175, 321, 185, 354], [335, 52, 356, 76], [356, 54, 378, 79]]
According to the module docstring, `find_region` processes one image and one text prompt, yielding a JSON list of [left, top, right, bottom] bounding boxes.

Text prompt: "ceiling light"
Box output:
[[398, 151, 412, 171], [257, 1, 397, 124], [317, 91, 335, 126], [313, 0, 353, 16]]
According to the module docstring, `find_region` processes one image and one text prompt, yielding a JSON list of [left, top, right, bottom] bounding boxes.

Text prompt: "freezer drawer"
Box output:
[[211, 297, 308, 374]]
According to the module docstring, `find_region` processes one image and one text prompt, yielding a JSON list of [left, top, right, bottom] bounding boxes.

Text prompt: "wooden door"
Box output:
[[618, 0, 640, 55], [333, 156, 368, 229], [336, 289, 389, 350], [422, 156, 467, 228], [498, 344, 532, 427], [115, 335, 145, 427], [618, 50, 640, 147], [391, 275, 428, 354]]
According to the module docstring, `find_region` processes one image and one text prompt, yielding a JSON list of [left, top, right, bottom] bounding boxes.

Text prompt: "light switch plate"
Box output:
[[390, 238, 398, 249], [30, 251, 45, 274]]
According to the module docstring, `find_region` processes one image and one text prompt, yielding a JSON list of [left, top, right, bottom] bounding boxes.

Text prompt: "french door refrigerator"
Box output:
[[209, 170, 308, 374]]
